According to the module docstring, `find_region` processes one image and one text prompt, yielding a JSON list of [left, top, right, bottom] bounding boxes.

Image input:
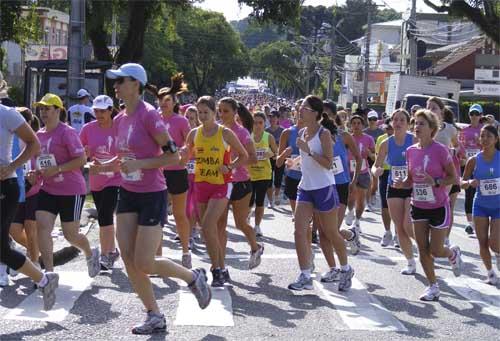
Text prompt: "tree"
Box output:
[[423, 0, 499, 43], [239, 0, 301, 27]]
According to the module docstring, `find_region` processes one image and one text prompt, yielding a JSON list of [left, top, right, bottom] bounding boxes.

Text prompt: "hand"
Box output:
[[285, 158, 294, 169], [393, 177, 406, 189], [88, 159, 102, 175], [179, 146, 189, 162], [422, 172, 435, 186], [26, 170, 38, 185], [283, 147, 293, 158], [0, 164, 15, 180], [348, 180, 356, 193], [219, 164, 231, 174], [468, 179, 479, 188], [372, 166, 383, 177], [40, 165, 60, 178], [296, 138, 310, 154], [120, 158, 141, 174]]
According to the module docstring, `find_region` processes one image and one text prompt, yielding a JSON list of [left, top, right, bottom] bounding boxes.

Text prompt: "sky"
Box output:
[[195, 0, 437, 22]]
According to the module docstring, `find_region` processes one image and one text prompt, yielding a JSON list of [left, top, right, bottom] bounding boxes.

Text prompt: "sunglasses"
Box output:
[[114, 76, 136, 84], [368, 117, 378, 121], [469, 111, 481, 116]]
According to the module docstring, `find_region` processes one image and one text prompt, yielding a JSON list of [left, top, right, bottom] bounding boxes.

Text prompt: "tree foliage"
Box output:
[[423, 0, 499, 43], [239, 0, 301, 27]]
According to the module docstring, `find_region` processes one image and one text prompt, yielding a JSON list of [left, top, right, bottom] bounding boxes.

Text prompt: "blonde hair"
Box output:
[[415, 109, 439, 138]]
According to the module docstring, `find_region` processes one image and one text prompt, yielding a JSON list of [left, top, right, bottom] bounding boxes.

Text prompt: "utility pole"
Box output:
[[409, 0, 417, 76], [67, 0, 85, 106], [327, 23, 337, 100], [362, 0, 372, 109]]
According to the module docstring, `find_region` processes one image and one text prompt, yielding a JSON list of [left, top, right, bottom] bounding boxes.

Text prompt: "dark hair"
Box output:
[[270, 110, 279, 117], [427, 96, 445, 111], [253, 112, 266, 122], [58, 106, 67, 123], [219, 96, 239, 112], [304, 95, 324, 120], [479, 116, 488, 124], [236, 101, 254, 133], [323, 100, 337, 115], [442, 106, 461, 131], [482, 124, 500, 150], [320, 112, 337, 136], [391, 109, 410, 124], [31, 115, 40, 132], [350, 114, 365, 126], [197, 96, 216, 112], [16, 107, 33, 123]]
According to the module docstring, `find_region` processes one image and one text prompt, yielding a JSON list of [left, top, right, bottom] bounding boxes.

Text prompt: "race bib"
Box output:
[[256, 148, 268, 161], [36, 154, 57, 170], [350, 159, 367, 173], [413, 183, 435, 202], [480, 178, 500, 196], [391, 165, 408, 180], [331, 156, 344, 175], [465, 149, 480, 159], [186, 159, 195, 174], [289, 154, 301, 171], [120, 155, 142, 182]]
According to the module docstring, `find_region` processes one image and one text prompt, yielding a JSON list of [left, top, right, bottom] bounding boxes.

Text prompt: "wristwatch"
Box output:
[[162, 140, 177, 153], [434, 178, 441, 188]]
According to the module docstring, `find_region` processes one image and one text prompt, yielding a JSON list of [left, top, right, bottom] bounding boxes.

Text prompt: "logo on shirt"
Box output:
[[210, 146, 220, 152], [155, 120, 166, 129]]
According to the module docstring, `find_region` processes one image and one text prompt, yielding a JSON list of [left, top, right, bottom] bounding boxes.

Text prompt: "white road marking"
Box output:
[[444, 276, 500, 318], [174, 285, 234, 326], [315, 278, 408, 331], [3, 271, 93, 322]]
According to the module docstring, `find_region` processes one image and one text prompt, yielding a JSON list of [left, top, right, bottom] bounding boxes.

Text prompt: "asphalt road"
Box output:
[[1, 193, 499, 340]]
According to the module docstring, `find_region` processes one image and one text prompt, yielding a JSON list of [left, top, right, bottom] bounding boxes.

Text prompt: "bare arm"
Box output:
[[276, 129, 292, 167], [344, 132, 361, 182], [222, 128, 249, 171]]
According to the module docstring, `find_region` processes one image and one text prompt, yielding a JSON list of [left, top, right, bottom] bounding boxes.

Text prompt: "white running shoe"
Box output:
[[182, 253, 192, 269], [0, 264, 9, 287], [87, 247, 101, 278], [419, 284, 440, 301], [345, 210, 354, 226], [249, 243, 264, 269], [254, 225, 263, 237], [132, 311, 167, 335], [338, 266, 355, 291], [485, 271, 498, 286], [449, 245, 463, 277], [267, 201, 273, 209], [354, 219, 361, 235], [40, 272, 59, 310], [347, 228, 361, 255], [288, 273, 313, 291], [380, 230, 393, 247], [401, 260, 416, 275], [393, 233, 400, 248], [320, 268, 340, 282]]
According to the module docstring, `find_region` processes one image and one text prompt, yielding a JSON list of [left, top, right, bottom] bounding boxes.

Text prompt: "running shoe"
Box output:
[[485, 271, 498, 286], [0, 264, 9, 287], [87, 247, 101, 278], [354, 219, 362, 235], [248, 243, 264, 269], [464, 224, 474, 235], [347, 228, 360, 255], [345, 210, 354, 226], [131, 311, 167, 335], [211, 268, 224, 287], [393, 234, 400, 248], [100, 254, 112, 271], [400, 260, 416, 275], [267, 201, 273, 209], [108, 248, 120, 265], [275, 198, 281, 206], [419, 284, 440, 301], [188, 237, 195, 250], [288, 273, 313, 291], [189, 268, 212, 309], [7, 267, 18, 278], [311, 230, 318, 244], [449, 246, 463, 277], [182, 253, 192, 269], [254, 225, 263, 237], [221, 268, 231, 284], [321, 268, 340, 282], [380, 230, 393, 247], [40, 272, 59, 311], [174, 234, 180, 241], [338, 266, 354, 291]]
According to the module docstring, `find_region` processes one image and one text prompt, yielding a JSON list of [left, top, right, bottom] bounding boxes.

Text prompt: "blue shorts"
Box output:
[[473, 204, 500, 220], [297, 184, 339, 212]]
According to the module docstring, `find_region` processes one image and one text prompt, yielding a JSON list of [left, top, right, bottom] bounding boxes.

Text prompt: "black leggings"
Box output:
[[1, 179, 26, 270], [465, 186, 476, 215], [250, 180, 272, 207], [270, 159, 285, 189]]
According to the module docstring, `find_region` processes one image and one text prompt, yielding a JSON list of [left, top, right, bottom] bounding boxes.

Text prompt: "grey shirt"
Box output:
[[363, 127, 384, 142], [0, 104, 25, 178]]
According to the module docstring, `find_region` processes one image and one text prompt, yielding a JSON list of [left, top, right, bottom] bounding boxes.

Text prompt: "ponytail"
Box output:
[[236, 101, 254, 134], [145, 83, 159, 97], [320, 112, 337, 136]]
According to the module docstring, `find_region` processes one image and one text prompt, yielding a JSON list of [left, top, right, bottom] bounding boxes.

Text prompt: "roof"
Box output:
[[431, 36, 485, 73], [372, 19, 403, 28]]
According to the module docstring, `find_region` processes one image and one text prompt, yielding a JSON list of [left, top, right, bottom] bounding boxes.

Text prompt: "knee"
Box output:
[[134, 257, 154, 274], [62, 229, 79, 242], [488, 238, 499, 252], [430, 245, 443, 258]]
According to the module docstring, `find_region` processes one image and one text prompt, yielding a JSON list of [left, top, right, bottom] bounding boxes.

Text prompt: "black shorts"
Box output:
[[230, 181, 252, 201], [379, 170, 390, 209], [37, 190, 85, 223], [335, 183, 349, 206], [116, 188, 166, 226], [270, 159, 285, 188], [387, 186, 412, 199], [250, 180, 272, 207], [449, 184, 461, 195], [13, 194, 39, 224], [284, 176, 300, 201], [410, 204, 450, 229], [164, 169, 189, 195], [92, 186, 119, 226]]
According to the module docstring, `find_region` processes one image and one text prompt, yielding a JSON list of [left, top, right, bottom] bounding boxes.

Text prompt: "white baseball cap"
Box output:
[[92, 95, 114, 110], [106, 63, 147, 86], [77, 88, 91, 98], [367, 110, 378, 119]]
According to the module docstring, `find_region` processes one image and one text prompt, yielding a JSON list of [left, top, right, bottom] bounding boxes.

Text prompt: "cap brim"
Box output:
[[33, 101, 50, 107], [106, 69, 127, 79]]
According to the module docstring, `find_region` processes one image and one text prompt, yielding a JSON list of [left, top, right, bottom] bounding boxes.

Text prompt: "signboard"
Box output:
[[475, 69, 500, 81], [474, 83, 500, 96], [25, 45, 67, 61]]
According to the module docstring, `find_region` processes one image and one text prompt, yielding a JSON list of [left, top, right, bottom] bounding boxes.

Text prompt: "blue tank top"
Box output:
[[333, 133, 350, 184], [286, 125, 302, 180], [387, 133, 413, 185], [12, 135, 26, 203], [473, 150, 500, 209]]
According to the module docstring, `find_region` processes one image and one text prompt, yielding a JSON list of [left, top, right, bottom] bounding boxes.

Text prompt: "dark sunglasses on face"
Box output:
[[469, 111, 481, 116], [368, 117, 378, 121], [114, 76, 136, 84]]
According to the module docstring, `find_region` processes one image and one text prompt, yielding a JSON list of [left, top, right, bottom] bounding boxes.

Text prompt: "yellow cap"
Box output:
[[34, 93, 64, 109]]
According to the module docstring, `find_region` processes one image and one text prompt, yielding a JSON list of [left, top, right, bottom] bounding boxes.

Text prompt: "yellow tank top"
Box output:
[[194, 125, 229, 184], [249, 131, 272, 181]]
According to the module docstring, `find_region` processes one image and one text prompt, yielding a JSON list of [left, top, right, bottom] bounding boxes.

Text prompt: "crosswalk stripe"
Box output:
[[314, 278, 408, 331], [3, 271, 93, 322], [443, 276, 500, 318], [174, 286, 234, 326]]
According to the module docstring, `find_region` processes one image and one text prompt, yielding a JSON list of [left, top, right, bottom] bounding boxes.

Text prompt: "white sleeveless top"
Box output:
[[298, 126, 335, 190]]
